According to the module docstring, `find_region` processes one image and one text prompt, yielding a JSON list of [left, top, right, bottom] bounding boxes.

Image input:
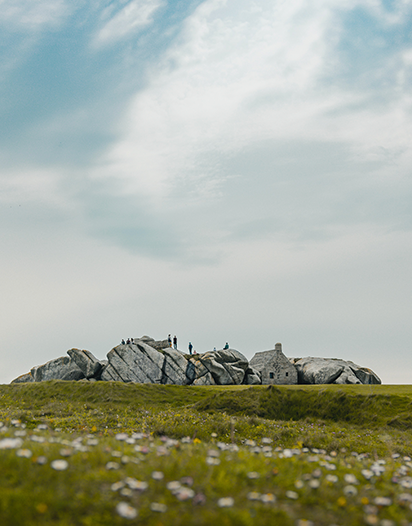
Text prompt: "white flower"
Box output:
[[51, 460, 68, 471], [150, 502, 167, 513], [247, 492, 261, 501], [115, 433, 129, 441], [344, 474, 359, 485], [286, 491, 299, 500], [343, 485, 358, 496], [105, 462, 120, 470], [0, 438, 23, 449], [152, 471, 164, 480], [217, 497, 234, 508], [261, 493, 276, 504], [116, 502, 138, 519], [16, 449, 32, 458], [247, 472, 260, 479]]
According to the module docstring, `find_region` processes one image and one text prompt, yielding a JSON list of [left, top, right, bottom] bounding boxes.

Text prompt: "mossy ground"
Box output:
[[1, 382, 412, 525]]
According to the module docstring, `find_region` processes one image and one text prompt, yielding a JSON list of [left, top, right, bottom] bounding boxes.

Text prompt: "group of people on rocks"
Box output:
[[121, 338, 134, 345], [121, 335, 230, 356]]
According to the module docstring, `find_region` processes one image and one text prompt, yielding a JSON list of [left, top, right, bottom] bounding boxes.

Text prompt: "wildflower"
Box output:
[[193, 438, 202, 444], [125, 478, 148, 491], [296, 520, 314, 526], [166, 481, 182, 493], [120, 487, 133, 497], [105, 462, 120, 470], [374, 496, 392, 507], [116, 502, 138, 519], [294, 480, 304, 489], [0, 438, 23, 449], [36, 456, 48, 465], [152, 471, 164, 480], [36, 503, 48, 514], [16, 449, 32, 458], [51, 460, 68, 471], [115, 433, 129, 441], [286, 491, 299, 500], [206, 457, 220, 465], [364, 514, 379, 525], [247, 492, 261, 501], [59, 448, 72, 457], [176, 488, 195, 501], [325, 474, 338, 483], [308, 479, 320, 489], [247, 471, 260, 479], [111, 481, 125, 492], [343, 485, 358, 496], [150, 502, 167, 513], [121, 456, 129, 464], [193, 493, 207, 505], [87, 438, 99, 446], [261, 493, 276, 504], [217, 497, 234, 507], [211, 433, 217, 438], [337, 496, 347, 507], [361, 469, 374, 480], [400, 477, 412, 489], [344, 474, 358, 485], [180, 477, 193, 486]]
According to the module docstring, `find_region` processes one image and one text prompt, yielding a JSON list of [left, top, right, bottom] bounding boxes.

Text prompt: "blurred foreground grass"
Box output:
[[1, 381, 412, 525]]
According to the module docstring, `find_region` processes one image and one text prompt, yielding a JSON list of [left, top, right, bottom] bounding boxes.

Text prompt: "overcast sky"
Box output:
[[1, 0, 412, 384]]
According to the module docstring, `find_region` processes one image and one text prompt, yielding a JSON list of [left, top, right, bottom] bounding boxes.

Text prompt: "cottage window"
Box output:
[[286, 372, 289, 377], [269, 372, 274, 379]]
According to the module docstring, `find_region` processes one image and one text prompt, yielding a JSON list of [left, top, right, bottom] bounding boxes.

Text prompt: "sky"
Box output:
[[1, 0, 412, 384]]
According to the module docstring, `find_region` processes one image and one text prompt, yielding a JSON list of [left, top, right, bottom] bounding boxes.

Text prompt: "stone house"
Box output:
[[249, 343, 298, 385]]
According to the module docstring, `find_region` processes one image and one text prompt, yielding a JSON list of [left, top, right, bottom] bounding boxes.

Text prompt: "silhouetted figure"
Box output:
[[126, 338, 130, 344], [188, 342, 193, 355], [224, 342, 229, 350], [173, 335, 177, 350], [121, 339, 125, 345], [168, 334, 172, 347]]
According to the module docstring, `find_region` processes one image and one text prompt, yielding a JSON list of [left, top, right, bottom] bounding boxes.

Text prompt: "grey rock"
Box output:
[[243, 367, 262, 385], [102, 342, 165, 383], [30, 356, 85, 382], [67, 349, 102, 379], [293, 357, 381, 385], [11, 372, 35, 384], [196, 349, 249, 385], [351, 366, 381, 385], [192, 371, 216, 385], [162, 349, 189, 385]]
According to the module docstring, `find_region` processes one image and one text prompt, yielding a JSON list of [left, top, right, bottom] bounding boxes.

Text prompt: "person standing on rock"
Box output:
[[224, 342, 229, 350], [168, 334, 172, 347], [188, 342, 193, 355], [173, 335, 177, 349]]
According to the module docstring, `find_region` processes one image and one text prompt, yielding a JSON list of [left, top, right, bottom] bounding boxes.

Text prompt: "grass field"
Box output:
[[1, 381, 412, 525]]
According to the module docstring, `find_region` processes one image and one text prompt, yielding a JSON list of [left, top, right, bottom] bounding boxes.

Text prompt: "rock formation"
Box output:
[[292, 357, 381, 385], [10, 337, 381, 386]]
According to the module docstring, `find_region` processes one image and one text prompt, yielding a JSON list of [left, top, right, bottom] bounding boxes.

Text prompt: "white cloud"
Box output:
[[0, 0, 70, 30], [93, 0, 164, 47], [99, 0, 412, 206]]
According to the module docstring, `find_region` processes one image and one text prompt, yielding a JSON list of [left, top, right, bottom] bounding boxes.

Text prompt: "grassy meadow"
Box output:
[[1, 381, 412, 525]]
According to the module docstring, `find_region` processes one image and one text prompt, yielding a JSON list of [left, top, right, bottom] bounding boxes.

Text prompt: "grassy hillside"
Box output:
[[1, 382, 412, 525]]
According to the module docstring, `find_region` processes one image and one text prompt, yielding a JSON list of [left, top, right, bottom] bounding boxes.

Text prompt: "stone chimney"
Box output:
[[275, 343, 282, 351]]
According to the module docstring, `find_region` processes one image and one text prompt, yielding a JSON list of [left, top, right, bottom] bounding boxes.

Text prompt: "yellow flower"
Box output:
[[193, 438, 202, 444], [337, 496, 347, 507]]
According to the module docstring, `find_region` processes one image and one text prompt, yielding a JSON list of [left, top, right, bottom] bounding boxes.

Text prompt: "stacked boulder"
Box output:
[[12, 337, 252, 386], [11, 337, 381, 386]]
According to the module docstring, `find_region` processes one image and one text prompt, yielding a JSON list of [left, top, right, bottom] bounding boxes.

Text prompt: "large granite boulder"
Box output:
[[162, 349, 189, 385], [30, 356, 85, 382], [188, 349, 249, 385], [136, 336, 170, 350], [67, 349, 103, 379], [294, 357, 381, 385], [243, 367, 262, 385], [100, 342, 165, 383]]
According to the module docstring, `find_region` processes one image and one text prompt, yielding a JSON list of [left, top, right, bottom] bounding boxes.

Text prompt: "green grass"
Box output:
[[1, 381, 412, 525]]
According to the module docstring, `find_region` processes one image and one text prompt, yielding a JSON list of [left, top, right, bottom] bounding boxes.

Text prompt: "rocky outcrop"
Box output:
[[30, 356, 85, 382], [67, 349, 102, 379], [294, 357, 381, 385], [10, 337, 381, 386]]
